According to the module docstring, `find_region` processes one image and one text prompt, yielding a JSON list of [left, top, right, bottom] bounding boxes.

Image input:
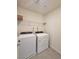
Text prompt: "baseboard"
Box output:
[[50, 47, 61, 55]]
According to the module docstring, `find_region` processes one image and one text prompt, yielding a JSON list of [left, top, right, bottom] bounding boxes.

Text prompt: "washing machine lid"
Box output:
[[35, 31, 48, 36], [37, 33, 48, 36], [18, 32, 35, 38], [36, 33, 48, 37]]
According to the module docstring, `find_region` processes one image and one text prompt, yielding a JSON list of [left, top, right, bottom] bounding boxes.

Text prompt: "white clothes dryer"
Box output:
[[35, 31, 49, 53]]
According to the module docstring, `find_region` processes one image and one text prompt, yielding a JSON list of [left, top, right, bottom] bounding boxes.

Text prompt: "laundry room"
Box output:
[[1, 0, 79, 59], [17, 0, 61, 59]]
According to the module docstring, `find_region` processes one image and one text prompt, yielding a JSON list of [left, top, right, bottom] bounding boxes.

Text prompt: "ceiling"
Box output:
[[17, 0, 61, 14]]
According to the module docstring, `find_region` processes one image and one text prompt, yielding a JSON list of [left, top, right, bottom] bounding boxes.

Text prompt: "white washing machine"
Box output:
[[17, 32, 36, 59], [36, 32, 49, 53]]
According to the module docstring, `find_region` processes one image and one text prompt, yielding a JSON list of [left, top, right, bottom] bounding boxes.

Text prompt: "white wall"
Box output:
[[17, 7, 44, 34], [44, 7, 61, 54]]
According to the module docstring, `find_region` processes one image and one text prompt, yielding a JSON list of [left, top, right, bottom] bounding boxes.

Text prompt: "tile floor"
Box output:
[[30, 48, 61, 59]]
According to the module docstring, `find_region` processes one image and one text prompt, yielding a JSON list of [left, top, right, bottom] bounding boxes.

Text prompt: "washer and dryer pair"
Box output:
[[17, 31, 49, 59]]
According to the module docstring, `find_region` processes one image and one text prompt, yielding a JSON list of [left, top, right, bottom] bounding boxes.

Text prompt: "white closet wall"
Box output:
[[17, 7, 45, 34]]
